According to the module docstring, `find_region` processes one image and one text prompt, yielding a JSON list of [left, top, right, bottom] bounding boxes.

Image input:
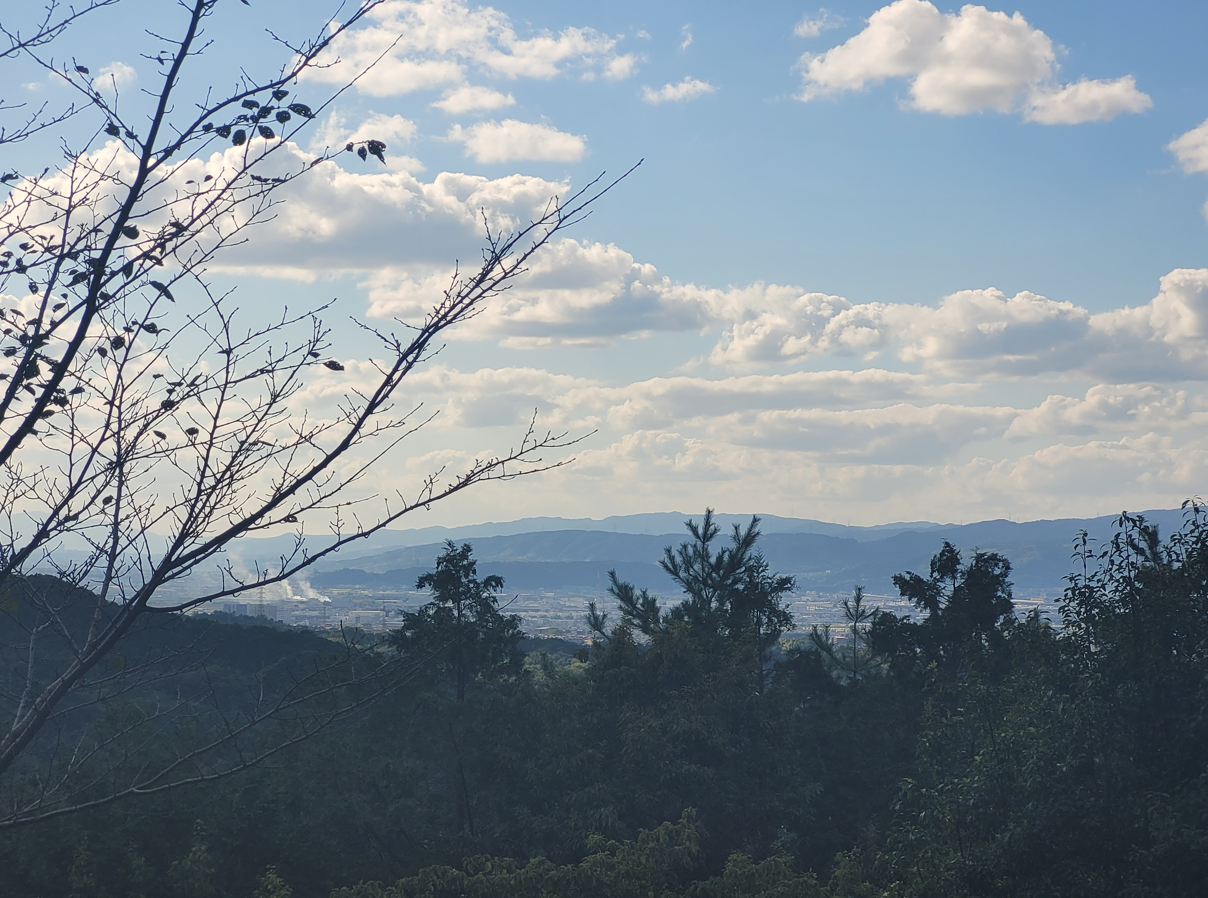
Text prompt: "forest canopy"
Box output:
[[3, 506, 1208, 897]]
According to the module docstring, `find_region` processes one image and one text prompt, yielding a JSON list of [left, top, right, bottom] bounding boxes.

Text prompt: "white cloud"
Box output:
[[374, 364, 945, 436], [356, 232, 1208, 381], [312, 111, 418, 155], [21, 128, 1208, 531], [709, 288, 890, 366], [92, 61, 137, 93], [601, 369, 944, 431], [192, 141, 570, 279], [447, 119, 586, 163], [680, 25, 693, 51], [706, 271, 1208, 382], [1025, 76, 1151, 125], [538, 433, 1208, 527], [403, 365, 597, 429], [309, 113, 424, 172], [641, 77, 716, 105], [166, 145, 1208, 384], [603, 54, 640, 81], [59, 137, 1206, 390], [979, 434, 1208, 504], [367, 239, 712, 343], [794, 10, 843, 38], [299, 0, 634, 97], [724, 403, 1015, 462], [1006, 385, 1200, 440], [374, 365, 1208, 525], [892, 288, 1093, 376], [1090, 268, 1208, 379], [347, 59, 465, 98], [1169, 118, 1208, 175], [432, 84, 516, 113], [797, 0, 1150, 123]]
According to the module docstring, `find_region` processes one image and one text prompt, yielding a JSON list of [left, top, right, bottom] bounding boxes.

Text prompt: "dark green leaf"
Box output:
[[149, 280, 174, 301]]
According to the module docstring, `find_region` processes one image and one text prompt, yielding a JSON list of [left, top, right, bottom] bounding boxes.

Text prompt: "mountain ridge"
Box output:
[[288, 507, 1194, 596]]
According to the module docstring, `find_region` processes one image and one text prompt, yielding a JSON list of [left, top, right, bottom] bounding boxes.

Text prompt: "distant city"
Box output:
[[189, 507, 1116, 637]]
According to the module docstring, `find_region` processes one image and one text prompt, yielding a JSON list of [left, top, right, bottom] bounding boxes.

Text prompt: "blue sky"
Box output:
[[8, 0, 1208, 527]]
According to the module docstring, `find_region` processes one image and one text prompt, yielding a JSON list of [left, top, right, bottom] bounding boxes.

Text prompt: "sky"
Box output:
[[8, 0, 1208, 528]]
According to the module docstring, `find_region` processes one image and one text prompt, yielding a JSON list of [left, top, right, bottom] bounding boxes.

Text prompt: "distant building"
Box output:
[[220, 602, 277, 620]]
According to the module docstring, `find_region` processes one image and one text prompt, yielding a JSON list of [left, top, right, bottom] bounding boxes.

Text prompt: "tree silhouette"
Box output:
[[0, 0, 630, 826], [391, 541, 523, 704]]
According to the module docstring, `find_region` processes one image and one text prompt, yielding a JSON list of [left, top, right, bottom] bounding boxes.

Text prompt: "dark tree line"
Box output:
[[2, 507, 1207, 897]]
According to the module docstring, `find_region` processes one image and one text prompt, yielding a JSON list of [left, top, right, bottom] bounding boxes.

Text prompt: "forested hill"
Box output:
[[304, 507, 1190, 594]]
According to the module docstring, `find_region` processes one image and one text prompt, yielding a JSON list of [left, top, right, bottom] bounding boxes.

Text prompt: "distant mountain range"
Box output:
[[262, 507, 1195, 598]]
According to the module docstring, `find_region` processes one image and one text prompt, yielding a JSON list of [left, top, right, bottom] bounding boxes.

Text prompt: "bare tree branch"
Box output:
[[0, 0, 636, 825]]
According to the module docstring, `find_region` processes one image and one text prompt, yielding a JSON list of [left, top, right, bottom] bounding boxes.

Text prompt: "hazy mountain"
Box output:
[[234, 510, 950, 570], [293, 507, 1192, 598]]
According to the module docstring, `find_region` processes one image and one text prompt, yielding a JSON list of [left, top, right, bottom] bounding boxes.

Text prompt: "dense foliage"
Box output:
[[3, 508, 1207, 897]]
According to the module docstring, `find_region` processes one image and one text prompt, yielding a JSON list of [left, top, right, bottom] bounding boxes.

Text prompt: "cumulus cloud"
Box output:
[[310, 112, 421, 170], [709, 288, 890, 366], [892, 288, 1093, 376], [299, 0, 635, 98], [431, 84, 515, 113], [1006, 385, 1200, 440], [359, 237, 1208, 379], [797, 0, 1150, 123], [162, 142, 1208, 382], [373, 364, 946, 437], [91, 61, 137, 93], [425, 363, 964, 432], [723, 403, 1015, 463], [1090, 268, 1208, 379], [707, 271, 1208, 382], [1169, 118, 1208, 175], [189, 141, 570, 279], [59, 136, 1205, 389], [680, 25, 694, 51], [447, 119, 586, 163], [600, 369, 944, 431], [392, 362, 1207, 459], [403, 365, 597, 429], [641, 77, 716, 104], [1025, 76, 1151, 125], [982, 434, 1208, 503], [367, 239, 712, 343], [794, 10, 843, 38], [602, 54, 641, 81]]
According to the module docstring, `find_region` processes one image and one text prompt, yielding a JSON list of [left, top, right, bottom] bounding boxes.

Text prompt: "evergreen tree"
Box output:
[[390, 541, 523, 703]]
